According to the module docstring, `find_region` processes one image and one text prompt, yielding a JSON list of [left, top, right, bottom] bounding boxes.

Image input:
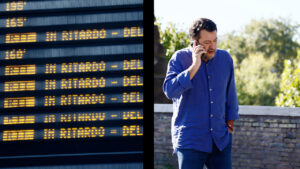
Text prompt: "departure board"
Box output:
[[0, 0, 143, 167]]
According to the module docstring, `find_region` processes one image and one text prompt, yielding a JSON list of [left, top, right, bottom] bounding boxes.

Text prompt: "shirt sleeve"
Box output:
[[162, 52, 193, 99], [225, 58, 239, 121]]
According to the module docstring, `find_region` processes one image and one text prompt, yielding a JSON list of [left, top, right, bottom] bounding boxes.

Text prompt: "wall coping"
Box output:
[[154, 104, 300, 117]]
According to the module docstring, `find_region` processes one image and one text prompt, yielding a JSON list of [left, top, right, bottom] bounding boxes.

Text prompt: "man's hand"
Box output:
[[226, 120, 234, 133], [192, 41, 206, 64], [188, 41, 206, 80]]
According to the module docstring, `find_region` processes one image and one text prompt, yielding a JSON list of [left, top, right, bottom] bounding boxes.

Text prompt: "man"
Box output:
[[163, 18, 239, 169]]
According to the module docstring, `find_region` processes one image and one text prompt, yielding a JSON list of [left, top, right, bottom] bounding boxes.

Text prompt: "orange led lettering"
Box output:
[[137, 27, 143, 37], [60, 94, 105, 106], [59, 127, 105, 139], [76, 113, 105, 122], [44, 129, 55, 139], [60, 113, 105, 122], [44, 115, 55, 123], [60, 128, 67, 138], [45, 64, 56, 74], [5, 32, 36, 43], [5, 65, 36, 75], [46, 31, 57, 41], [3, 129, 34, 141], [62, 31, 69, 40], [3, 116, 35, 125], [61, 95, 67, 105], [123, 59, 143, 70], [122, 125, 143, 136], [84, 62, 91, 71], [123, 75, 143, 87], [5, 49, 26, 60], [123, 60, 130, 70], [123, 111, 143, 120], [79, 30, 86, 39], [60, 114, 72, 122], [6, 1, 26, 11], [124, 27, 130, 37], [77, 127, 85, 138], [60, 77, 105, 89], [73, 62, 79, 72], [44, 96, 55, 106], [61, 63, 68, 73], [62, 29, 107, 41], [123, 92, 143, 103], [67, 63, 72, 73], [124, 27, 143, 37], [61, 61, 105, 73], [86, 29, 92, 39], [99, 29, 106, 38], [45, 79, 56, 90], [131, 27, 137, 37], [73, 30, 79, 40], [4, 80, 35, 92], [4, 97, 35, 108], [6, 17, 27, 27], [78, 78, 85, 88], [78, 62, 86, 72]]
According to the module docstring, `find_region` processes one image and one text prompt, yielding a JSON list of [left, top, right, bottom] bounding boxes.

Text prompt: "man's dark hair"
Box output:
[[189, 18, 217, 40]]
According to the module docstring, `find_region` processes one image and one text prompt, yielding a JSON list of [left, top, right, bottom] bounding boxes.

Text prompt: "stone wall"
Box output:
[[154, 104, 300, 169]]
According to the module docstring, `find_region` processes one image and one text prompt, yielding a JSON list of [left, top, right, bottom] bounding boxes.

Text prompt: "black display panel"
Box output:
[[0, 0, 143, 167], [0, 0, 143, 13]]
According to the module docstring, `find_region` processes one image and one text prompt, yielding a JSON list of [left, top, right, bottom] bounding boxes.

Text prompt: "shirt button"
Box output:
[[208, 76, 211, 79], [211, 101, 214, 104], [210, 114, 213, 118], [209, 88, 213, 92], [210, 128, 213, 131]]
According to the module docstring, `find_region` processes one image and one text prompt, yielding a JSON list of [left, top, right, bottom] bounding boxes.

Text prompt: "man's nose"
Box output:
[[210, 42, 217, 49]]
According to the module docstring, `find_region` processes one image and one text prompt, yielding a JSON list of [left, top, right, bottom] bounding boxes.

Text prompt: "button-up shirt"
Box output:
[[163, 47, 239, 153]]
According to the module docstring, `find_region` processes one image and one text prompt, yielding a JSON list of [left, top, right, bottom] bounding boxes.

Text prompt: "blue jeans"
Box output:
[[177, 134, 232, 169]]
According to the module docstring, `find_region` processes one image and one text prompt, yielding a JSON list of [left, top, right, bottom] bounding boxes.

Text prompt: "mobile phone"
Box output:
[[190, 40, 200, 47]]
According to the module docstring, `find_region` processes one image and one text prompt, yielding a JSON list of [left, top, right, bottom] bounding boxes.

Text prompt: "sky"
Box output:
[[154, 0, 300, 37]]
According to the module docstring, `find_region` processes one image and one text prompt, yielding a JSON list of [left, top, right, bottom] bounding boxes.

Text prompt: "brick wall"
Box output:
[[154, 104, 300, 169]]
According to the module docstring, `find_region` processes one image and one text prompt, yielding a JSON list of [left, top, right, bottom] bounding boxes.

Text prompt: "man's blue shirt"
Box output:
[[163, 47, 239, 153]]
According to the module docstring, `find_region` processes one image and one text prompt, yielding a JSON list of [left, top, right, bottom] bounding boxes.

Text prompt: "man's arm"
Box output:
[[225, 57, 239, 132], [188, 41, 206, 80], [163, 41, 206, 99], [162, 53, 193, 99]]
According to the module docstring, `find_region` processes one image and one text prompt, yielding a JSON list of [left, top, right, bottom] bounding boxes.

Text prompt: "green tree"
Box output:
[[156, 21, 190, 61], [219, 18, 299, 106], [235, 53, 280, 105], [220, 18, 299, 74], [275, 50, 300, 107], [219, 32, 249, 65], [244, 18, 299, 73]]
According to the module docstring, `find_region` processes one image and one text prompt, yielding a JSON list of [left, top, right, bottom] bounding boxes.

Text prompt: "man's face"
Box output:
[[196, 30, 217, 60]]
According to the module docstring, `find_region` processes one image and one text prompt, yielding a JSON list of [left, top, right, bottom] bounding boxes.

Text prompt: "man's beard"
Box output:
[[201, 54, 208, 61], [201, 51, 215, 61]]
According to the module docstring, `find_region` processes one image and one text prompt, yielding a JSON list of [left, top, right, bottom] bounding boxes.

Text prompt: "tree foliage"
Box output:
[[219, 18, 299, 74], [219, 18, 299, 106], [157, 21, 190, 60], [235, 53, 280, 105], [275, 50, 300, 107]]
